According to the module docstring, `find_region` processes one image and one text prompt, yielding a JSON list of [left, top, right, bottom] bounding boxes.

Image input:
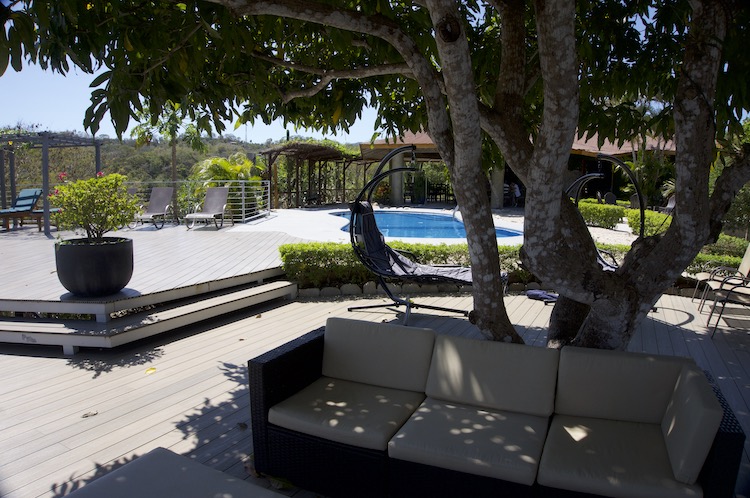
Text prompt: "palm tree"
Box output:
[[131, 100, 207, 216]]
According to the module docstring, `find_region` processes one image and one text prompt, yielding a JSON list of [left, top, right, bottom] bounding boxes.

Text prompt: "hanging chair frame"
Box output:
[[347, 145, 472, 323]]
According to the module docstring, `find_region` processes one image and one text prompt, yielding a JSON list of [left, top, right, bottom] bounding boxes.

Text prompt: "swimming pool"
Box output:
[[334, 210, 523, 239]]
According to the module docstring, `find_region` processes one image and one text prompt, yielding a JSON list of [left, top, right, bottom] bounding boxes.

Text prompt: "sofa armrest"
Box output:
[[699, 371, 746, 498], [248, 327, 325, 475]]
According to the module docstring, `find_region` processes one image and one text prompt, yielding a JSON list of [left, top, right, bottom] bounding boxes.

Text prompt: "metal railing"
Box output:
[[126, 180, 271, 224], [5, 180, 271, 225]]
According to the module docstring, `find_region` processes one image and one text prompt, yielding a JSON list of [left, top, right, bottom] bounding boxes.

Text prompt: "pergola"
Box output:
[[0, 132, 102, 237], [260, 141, 360, 208]]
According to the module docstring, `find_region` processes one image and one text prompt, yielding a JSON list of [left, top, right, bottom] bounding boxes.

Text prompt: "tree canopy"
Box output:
[[3, 0, 750, 348]]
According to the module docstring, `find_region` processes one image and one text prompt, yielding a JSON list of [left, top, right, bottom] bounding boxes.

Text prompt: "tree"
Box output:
[[715, 119, 750, 238], [130, 99, 208, 214], [191, 151, 264, 185], [4, 0, 750, 348]]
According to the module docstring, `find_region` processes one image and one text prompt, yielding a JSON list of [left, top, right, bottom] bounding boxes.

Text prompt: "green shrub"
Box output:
[[279, 242, 372, 288], [279, 242, 528, 288], [625, 209, 672, 237], [279, 240, 744, 289], [685, 253, 741, 276], [577, 203, 625, 229], [52, 173, 140, 241], [578, 197, 629, 207], [703, 234, 748, 258]]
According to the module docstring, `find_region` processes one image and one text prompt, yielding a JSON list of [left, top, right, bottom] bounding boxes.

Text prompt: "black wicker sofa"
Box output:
[[248, 318, 745, 498]]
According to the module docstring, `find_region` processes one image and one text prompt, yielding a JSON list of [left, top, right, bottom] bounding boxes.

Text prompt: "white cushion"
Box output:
[[662, 364, 723, 484], [388, 398, 549, 485], [268, 376, 425, 450], [322, 317, 435, 392], [538, 415, 702, 498], [556, 347, 691, 423], [425, 335, 559, 416]]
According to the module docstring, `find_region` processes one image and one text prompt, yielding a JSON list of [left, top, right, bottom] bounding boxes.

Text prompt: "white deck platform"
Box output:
[[0, 223, 303, 352]]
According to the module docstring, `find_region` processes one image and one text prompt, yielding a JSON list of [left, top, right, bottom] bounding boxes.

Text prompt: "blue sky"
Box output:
[[0, 64, 380, 144]]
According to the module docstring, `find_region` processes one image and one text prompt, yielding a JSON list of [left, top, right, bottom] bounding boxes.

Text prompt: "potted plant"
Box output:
[[52, 172, 140, 297]]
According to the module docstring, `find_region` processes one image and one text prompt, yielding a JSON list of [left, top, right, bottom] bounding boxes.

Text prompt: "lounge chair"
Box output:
[[184, 187, 233, 229], [693, 242, 750, 311], [347, 144, 506, 323], [0, 188, 42, 230], [131, 187, 174, 229], [658, 194, 676, 214], [705, 276, 750, 337]]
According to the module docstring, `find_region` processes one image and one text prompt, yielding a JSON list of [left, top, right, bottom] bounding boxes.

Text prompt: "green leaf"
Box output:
[[8, 31, 22, 72], [89, 70, 112, 88]]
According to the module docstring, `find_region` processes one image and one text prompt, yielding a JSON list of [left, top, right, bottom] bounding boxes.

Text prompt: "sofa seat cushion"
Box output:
[[269, 376, 425, 451], [388, 398, 549, 485], [538, 415, 702, 498]]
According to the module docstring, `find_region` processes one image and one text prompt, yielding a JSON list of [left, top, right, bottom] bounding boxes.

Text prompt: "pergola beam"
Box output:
[[0, 132, 102, 237]]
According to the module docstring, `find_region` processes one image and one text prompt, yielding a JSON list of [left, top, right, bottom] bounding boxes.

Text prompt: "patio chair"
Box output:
[[693, 242, 750, 311], [658, 194, 676, 214], [705, 276, 750, 337], [131, 187, 174, 229], [184, 187, 233, 229], [0, 188, 43, 230], [347, 145, 507, 324]]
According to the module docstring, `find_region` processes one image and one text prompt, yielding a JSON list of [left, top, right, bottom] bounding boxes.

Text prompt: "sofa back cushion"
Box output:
[[556, 347, 692, 423], [662, 364, 724, 484], [322, 317, 435, 392], [425, 335, 560, 416]]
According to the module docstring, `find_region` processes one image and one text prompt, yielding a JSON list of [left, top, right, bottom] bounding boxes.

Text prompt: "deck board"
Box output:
[[1, 293, 749, 498], [0, 225, 302, 306]]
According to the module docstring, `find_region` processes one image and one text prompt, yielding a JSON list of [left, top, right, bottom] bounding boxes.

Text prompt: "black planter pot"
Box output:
[[55, 237, 134, 297]]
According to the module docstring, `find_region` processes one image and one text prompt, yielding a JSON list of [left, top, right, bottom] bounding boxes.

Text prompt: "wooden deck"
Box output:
[[0, 221, 749, 497], [1, 292, 749, 497], [0, 223, 303, 352], [0, 223, 302, 309]]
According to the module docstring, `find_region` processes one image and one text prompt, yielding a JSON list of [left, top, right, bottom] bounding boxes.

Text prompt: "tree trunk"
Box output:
[[210, 0, 750, 351], [426, 0, 520, 342], [547, 296, 589, 349], [528, 0, 743, 350]]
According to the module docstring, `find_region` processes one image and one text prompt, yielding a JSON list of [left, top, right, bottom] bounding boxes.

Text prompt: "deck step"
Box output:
[[0, 280, 297, 354]]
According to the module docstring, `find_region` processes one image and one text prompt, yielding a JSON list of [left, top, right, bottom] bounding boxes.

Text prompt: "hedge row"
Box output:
[[279, 242, 532, 288], [576, 200, 674, 237], [279, 241, 743, 289], [703, 234, 748, 258], [577, 202, 625, 229]]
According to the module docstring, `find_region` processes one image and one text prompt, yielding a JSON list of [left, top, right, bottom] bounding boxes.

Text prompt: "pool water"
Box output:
[[334, 211, 522, 239]]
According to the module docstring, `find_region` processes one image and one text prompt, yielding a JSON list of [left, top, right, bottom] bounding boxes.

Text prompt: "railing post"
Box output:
[[242, 181, 247, 222]]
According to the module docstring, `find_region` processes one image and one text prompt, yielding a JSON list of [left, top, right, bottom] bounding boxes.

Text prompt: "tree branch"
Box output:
[[250, 50, 413, 103], [142, 22, 204, 76], [209, 0, 451, 158], [709, 145, 750, 239]]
